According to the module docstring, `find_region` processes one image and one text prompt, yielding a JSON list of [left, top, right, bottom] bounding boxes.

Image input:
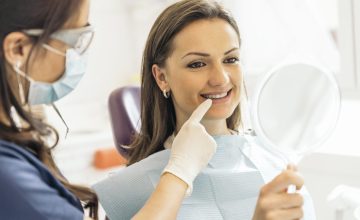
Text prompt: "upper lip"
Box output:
[[200, 88, 232, 96]]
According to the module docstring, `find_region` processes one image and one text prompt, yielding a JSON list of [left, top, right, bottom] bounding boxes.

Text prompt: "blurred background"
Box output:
[[44, 0, 360, 219]]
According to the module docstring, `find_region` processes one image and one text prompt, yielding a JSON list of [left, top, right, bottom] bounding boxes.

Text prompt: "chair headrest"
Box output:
[[108, 86, 141, 158]]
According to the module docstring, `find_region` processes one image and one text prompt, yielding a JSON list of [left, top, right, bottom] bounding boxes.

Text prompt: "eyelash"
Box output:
[[224, 57, 239, 64], [187, 57, 239, 69], [187, 61, 206, 69]]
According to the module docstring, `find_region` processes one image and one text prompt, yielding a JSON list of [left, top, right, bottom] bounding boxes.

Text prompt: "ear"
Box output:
[[152, 64, 170, 92], [3, 32, 33, 68]]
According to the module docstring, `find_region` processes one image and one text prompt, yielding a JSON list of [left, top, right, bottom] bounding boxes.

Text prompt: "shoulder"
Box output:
[[0, 140, 34, 160], [0, 140, 53, 185], [0, 140, 41, 179], [93, 149, 170, 220], [0, 140, 83, 220]]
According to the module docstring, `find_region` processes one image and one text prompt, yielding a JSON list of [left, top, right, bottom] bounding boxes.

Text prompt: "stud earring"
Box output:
[[163, 89, 170, 98]]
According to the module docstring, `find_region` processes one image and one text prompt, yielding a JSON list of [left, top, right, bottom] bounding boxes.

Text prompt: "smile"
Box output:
[[201, 89, 232, 100]]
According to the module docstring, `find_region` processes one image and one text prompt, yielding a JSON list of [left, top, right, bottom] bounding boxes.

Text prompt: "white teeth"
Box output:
[[203, 92, 228, 99]]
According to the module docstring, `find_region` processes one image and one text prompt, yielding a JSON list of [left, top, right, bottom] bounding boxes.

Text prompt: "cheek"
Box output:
[[231, 70, 242, 111], [169, 73, 206, 110], [230, 68, 242, 96], [30, 52, 65, 82]]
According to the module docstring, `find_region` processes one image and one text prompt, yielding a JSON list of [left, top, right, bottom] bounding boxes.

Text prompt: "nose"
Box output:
[[208, 63, 230, 87]]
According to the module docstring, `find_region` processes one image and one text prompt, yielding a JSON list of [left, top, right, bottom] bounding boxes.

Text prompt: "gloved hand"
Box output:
[[162, 99, 217, 196]]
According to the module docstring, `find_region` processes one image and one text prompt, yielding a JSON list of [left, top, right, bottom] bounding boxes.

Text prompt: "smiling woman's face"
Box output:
[[156, 18, 242, 127]]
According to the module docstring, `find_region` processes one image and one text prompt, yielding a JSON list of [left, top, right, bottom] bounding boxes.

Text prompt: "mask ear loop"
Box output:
[[13, 60, 27, 105], [51, 103, 69, 139], [9, 60, 27, 130], [42, 44, 66, 57]]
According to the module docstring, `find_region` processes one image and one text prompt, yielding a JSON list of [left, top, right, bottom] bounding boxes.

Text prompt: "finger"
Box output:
[[267, 207, 304, 220], [188, 99, 212, 123], [261, 170, 304, 194], [282, 164, 300, 192], [260, 193, 304, 210], [287, 164, 298, 172]]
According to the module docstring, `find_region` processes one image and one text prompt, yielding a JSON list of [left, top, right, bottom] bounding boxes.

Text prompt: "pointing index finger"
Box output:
[[188, 99, 212, 123]]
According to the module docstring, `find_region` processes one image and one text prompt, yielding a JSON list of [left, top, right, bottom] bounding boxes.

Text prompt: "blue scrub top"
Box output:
[[0, 140, 83, 220]]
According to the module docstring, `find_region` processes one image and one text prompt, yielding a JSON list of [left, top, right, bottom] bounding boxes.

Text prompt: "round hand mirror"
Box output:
[[251, 62, 341, 163]]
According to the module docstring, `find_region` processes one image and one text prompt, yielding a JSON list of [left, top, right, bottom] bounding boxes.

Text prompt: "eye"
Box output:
[[224, 57, 239, 64], [187, 61, 206, 69]]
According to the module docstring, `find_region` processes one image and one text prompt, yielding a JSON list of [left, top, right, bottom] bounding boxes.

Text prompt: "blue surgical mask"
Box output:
[[13, 47, 88, 105], [14, 25, 94, 105]]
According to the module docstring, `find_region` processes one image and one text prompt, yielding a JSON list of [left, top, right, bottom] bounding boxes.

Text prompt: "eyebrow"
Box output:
[[181, 47, 239, 59]]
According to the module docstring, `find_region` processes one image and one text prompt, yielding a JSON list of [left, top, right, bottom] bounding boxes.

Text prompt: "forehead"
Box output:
[[171, 18, 240, 55]]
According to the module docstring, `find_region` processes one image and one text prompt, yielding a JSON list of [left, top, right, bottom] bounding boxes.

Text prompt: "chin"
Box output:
[[205, 109, 234, 120]]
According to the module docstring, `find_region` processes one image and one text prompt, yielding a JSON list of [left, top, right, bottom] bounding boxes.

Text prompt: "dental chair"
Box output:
[[108, 86, 141, 159]]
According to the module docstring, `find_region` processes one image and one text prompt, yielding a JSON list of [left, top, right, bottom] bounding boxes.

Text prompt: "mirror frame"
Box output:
[[250, 61, 342, 157]]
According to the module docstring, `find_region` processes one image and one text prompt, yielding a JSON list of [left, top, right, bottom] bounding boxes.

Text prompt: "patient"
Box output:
[[94, 0, 316, 219]]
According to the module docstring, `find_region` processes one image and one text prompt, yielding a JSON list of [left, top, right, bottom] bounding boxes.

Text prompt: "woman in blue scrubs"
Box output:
[[0, 0, 98, 219]]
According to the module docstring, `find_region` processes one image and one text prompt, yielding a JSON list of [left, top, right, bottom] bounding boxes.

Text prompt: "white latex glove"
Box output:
[[162, 99, 217, 196]]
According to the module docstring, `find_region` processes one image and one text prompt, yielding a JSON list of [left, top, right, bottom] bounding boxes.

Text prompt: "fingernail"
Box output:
[[287, 163, 296, 171]]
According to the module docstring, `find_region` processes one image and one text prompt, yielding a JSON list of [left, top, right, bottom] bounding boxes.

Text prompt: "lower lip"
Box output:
[[202, 89, 233, 104]]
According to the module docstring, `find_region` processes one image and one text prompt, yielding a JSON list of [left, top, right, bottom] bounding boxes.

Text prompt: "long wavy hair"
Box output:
[[128, 0, 241, 165], [0, 0, 98, 218]]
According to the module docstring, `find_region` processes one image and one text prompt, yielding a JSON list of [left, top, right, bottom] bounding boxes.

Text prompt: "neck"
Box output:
[[201, 119, 229, 135]]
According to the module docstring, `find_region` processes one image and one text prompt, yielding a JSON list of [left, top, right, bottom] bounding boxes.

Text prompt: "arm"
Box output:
[[132, 173, 187, 220]]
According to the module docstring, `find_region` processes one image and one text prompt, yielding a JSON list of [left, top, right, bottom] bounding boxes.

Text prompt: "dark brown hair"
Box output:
[[0, 0, 98, 219], [128, 0, 241, 165]]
